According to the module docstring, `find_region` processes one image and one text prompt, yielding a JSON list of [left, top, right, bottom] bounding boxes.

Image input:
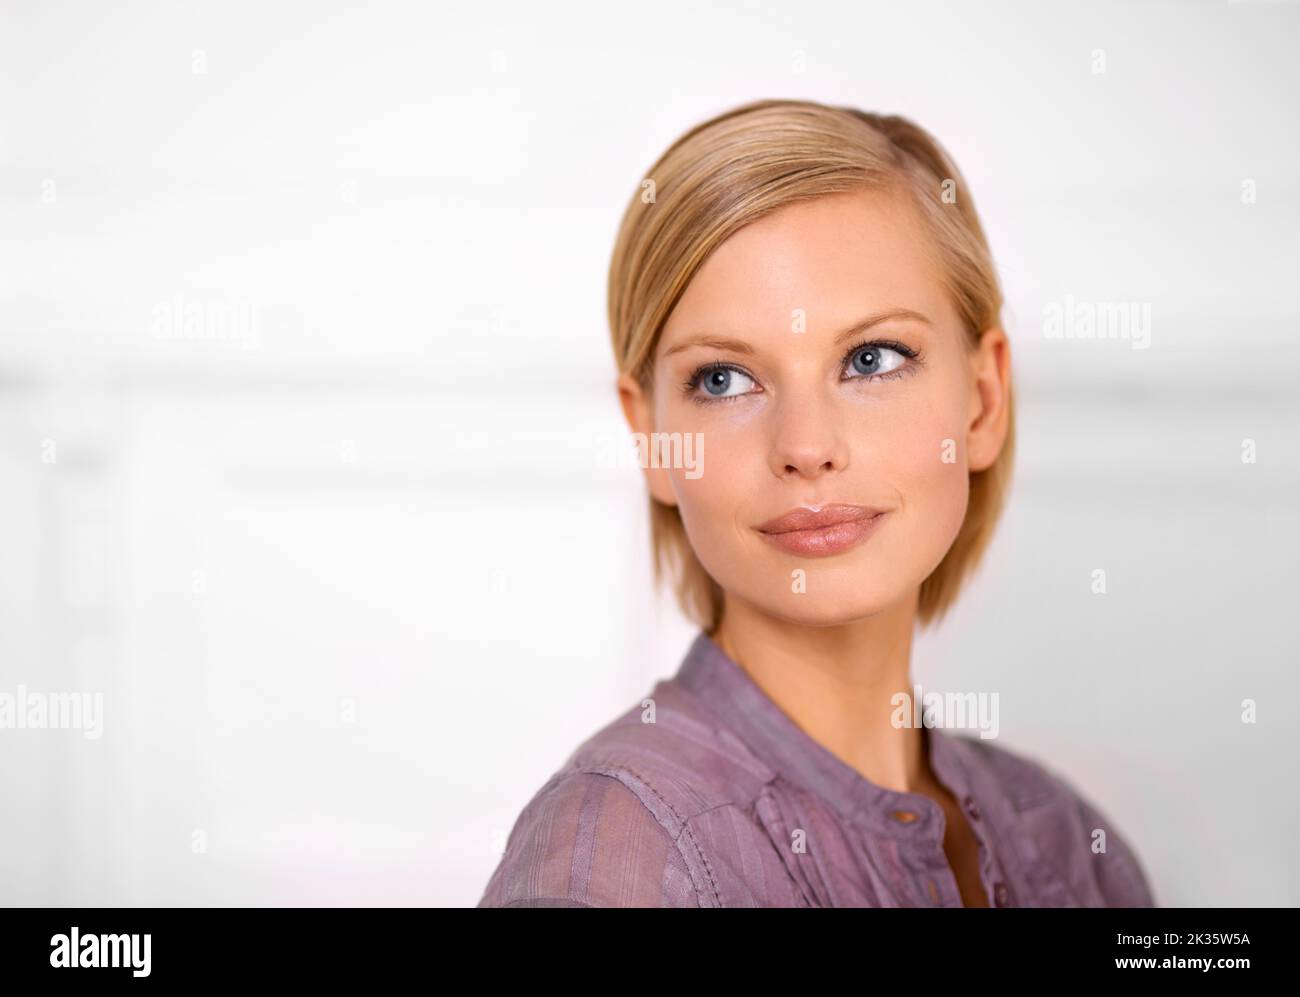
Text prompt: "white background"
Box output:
[[1, 0, 1297, 906]]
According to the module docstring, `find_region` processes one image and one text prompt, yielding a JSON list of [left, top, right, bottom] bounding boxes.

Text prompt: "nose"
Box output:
[[767, 390, 850, 480]]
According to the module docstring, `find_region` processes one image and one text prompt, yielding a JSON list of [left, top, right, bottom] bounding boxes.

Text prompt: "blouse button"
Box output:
[[890, 809, 919, 824], [964, 796, 981, 821], [993, 882, 1009, 907]]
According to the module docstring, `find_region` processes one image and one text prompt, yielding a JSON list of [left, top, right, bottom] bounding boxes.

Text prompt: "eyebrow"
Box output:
[[661, 307, 932, 358]]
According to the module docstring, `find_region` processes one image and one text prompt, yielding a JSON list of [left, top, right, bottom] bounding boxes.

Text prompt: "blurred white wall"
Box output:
[[1, 0, 1297, 906]]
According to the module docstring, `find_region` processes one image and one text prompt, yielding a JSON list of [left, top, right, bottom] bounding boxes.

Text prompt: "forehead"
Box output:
[[661, 189, 951, 344]]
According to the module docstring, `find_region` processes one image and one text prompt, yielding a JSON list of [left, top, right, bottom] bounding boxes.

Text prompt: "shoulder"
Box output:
[[477, 768, 701, 907], [563, 677, 778, 818], [955, 734, 1157, 907], [477, 680, 773, 908]]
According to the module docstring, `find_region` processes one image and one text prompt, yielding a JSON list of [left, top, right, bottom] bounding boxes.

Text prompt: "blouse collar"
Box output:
[[673, 628, 979, 844]]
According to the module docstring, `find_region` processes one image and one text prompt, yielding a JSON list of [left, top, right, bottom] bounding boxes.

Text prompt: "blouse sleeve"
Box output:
[[477, 770, 701, 908], [1074, 791, 1158, 907]]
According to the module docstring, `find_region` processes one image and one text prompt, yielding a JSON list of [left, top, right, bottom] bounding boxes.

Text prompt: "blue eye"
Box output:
[[693, 366, 757, 401], [847, 343, 908, 378]]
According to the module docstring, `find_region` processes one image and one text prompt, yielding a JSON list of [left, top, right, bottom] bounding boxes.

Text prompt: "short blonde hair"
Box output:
[[606, 98, 1015, 631]]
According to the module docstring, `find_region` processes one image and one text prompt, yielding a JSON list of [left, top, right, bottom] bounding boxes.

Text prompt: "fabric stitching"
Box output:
[[574, 764, 722, 908]]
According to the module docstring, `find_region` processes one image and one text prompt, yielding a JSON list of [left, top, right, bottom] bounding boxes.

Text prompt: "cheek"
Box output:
[[668, 421, 755, 548], [883, 397, 971, 546], [652, 397, 771, 571], [655, 387, 757, 493]]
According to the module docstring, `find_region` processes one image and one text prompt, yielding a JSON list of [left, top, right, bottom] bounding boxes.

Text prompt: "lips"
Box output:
[[756, 503, 886, 534], [755, 503, 887, 558]]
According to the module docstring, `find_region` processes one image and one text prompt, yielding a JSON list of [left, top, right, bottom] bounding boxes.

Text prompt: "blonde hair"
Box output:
[[606, 98, 1015, 631]]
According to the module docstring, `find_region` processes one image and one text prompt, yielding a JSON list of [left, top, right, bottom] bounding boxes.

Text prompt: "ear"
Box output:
[[965, 326, 1012, 474], [616, 371, 679, 508]]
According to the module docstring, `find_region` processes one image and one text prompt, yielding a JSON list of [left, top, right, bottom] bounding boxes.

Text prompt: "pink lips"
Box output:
[[755, 503, 888, 557]]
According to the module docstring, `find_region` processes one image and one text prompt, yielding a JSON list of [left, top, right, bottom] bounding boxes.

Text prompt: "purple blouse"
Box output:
[[478, 630, 1157, 907]]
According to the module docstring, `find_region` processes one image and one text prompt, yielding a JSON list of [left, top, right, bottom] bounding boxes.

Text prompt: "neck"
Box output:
[[709, 588, 929, 795]]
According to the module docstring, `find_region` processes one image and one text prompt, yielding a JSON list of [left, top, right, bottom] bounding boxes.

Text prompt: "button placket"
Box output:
[[958, 792, 1000, 900], [889, 801, 964, 907]]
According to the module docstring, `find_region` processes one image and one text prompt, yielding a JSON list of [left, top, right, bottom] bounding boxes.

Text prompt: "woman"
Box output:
[[477, 98, 1156, 908]]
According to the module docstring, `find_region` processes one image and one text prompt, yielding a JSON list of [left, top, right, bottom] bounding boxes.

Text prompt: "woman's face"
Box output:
[[619, 189, 1010, 627]]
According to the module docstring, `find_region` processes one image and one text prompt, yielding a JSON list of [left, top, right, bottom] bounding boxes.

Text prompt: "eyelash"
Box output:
[[681, 338, 923, 407]]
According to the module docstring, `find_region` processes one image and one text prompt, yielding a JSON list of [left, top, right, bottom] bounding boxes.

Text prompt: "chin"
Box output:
[[747, 589, 902, 628]]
